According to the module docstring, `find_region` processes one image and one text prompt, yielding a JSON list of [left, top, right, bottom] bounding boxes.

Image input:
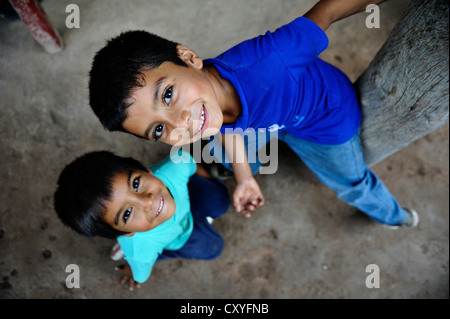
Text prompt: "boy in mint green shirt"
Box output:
[[54, 150, 230, 288]]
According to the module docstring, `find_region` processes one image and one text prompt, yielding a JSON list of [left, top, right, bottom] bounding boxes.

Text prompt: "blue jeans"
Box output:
[[158, 175, 230, 261], [209, 130, 407, 225]]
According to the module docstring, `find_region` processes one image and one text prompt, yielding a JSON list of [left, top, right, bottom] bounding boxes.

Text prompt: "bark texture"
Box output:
[[356, 0, 449, 166]]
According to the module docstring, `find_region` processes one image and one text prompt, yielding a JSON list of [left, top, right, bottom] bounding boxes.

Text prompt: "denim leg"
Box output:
[[279, 131, 407, 225], [158, 175, 230, 261], [188, 175, 231, 219]]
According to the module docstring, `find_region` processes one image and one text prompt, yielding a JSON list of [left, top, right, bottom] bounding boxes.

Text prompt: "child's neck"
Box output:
[[204, 65, 241, 124]]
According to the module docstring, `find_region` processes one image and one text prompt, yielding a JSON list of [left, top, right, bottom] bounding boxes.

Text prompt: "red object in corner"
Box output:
[[8, 0, 63, 53]]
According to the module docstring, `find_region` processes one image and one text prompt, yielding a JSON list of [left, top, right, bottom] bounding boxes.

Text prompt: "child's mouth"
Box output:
[[156, 196, 164, 217], [194, 105, 207, 136]]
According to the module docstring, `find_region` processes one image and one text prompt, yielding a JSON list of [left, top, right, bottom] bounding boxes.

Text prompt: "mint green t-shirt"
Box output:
[[117, 151, 197, 283]]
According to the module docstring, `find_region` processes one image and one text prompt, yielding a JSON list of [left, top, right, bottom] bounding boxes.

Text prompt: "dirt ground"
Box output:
[[0, 0, 448, 299]]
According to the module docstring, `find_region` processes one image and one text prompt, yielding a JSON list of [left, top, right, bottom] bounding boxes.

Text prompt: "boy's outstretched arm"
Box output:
[[304, 0, 387, 31], [221, 133, 265, 218]]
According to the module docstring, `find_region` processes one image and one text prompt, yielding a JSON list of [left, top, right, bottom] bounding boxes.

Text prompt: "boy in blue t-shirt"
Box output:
[[54, 151, 230, 289], [88, 0, 418, 228]]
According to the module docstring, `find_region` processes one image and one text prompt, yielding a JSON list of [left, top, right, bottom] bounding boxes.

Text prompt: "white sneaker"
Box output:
[[387, 208, 420, 229], [110, 241, 124, 261]]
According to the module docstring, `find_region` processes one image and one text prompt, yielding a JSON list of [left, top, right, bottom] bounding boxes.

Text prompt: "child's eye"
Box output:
[[132, 177, 140, 192], [163, 86, 172, 105], [153, 124, 164, 140], [123, 208, 132, 223]]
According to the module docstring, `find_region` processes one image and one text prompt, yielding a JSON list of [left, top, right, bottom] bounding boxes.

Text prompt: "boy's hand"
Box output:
[[115, 263, 141, 291], [233, 176, 265, 218]]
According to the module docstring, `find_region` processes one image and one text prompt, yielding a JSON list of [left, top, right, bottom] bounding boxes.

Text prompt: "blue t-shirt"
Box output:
[[204, 17, 361, 145], [117, 151, 197, 283]]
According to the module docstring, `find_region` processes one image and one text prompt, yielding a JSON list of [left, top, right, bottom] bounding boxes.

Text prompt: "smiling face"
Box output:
[[102, 169, 176, 235], [122, 45, 225, 145]]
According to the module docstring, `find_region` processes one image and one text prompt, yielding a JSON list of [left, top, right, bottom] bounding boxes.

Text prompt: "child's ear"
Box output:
[[147, 168, 153, 175], [176, 44, 203, 69]]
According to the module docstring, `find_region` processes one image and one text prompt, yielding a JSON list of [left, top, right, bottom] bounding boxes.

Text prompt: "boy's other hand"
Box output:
[[233, 176, 265, 218], [115, 263, 141, 291]]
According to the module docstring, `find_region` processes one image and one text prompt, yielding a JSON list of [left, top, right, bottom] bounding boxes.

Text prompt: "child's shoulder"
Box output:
[[213, 17, 328, 68]]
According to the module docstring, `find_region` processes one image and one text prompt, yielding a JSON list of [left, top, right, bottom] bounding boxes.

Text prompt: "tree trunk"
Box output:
[[355, 0, 449, 167]]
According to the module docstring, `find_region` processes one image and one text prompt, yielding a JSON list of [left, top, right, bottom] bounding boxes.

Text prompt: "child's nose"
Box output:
[[170, 108, 191, 130], [141, 192, 154, 212]]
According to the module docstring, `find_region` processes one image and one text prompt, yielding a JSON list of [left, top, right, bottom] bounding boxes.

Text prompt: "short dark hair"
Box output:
[[53, 151, 148, 239], [88, 30, 187, 132]]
